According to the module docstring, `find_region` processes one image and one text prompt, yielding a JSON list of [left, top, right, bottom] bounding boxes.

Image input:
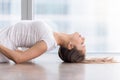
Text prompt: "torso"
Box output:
[[3, 20, 57, 51]]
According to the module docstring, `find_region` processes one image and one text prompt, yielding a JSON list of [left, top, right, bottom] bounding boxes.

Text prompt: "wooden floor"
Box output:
[[0, 53, 120, 80]]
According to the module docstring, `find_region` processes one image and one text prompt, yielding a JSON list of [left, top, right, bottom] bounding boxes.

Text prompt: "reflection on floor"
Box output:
[[0, 53, 120, 80]]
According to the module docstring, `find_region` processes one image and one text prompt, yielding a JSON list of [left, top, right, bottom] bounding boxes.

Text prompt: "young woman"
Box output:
[[0, 20, 86, 64]]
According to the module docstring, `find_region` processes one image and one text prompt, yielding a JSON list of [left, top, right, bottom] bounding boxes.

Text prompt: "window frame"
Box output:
[[21, 0, 32, 20]]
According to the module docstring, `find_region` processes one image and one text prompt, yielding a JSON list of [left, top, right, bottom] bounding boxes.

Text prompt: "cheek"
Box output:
[[74, 40, 80, 46], [74, 37, 80, 42], [72, 37, 82, 46], [73, 40, 81, 46], [76, 39, 82, 44]]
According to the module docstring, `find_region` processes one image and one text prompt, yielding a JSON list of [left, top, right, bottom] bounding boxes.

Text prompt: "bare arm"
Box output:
[[0, 41, 47, 64], [15, 49, 24, 53]]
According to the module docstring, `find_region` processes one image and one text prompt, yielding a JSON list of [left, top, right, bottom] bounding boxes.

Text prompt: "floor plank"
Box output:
[[0, 53, 120, 80]]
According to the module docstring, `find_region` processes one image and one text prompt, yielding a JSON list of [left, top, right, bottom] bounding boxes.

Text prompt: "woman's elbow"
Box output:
[[12, 56, 26, 64], [14, 60, 22, 64], [13, 58, 23, 64], [12, 52, 27, 64]]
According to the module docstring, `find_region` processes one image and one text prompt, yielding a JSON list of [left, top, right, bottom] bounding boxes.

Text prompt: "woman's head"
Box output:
[[57, 32, 117, 63], [66, 32, 85, 50], [58, 46, 85, 63], [57, 32, 86, 63]]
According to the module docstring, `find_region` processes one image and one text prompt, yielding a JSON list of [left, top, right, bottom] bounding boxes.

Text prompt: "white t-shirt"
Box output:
[[0, 20, 57, 62]]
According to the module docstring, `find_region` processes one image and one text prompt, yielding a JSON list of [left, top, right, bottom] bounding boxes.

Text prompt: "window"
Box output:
[[35, 0, 68, 14], [33, 0, 120, 53], [33, 0, 70, 32], [1, 0, 120, 53], [0, 0, 21, 28]]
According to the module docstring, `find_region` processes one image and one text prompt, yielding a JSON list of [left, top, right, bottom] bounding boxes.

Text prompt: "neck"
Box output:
[[53, 32, 72, 47]]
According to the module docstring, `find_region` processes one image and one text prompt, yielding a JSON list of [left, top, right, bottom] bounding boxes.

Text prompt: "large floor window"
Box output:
[[1, 0, 120, 53], [33, 0, 120, 53], [0, 0, 21, 28]]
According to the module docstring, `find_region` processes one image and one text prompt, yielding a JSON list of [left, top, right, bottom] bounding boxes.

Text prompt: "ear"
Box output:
[[67, 42, 74, 50]]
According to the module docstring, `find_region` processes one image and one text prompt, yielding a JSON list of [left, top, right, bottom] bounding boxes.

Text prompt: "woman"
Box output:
[[0, 20, 86, 64]]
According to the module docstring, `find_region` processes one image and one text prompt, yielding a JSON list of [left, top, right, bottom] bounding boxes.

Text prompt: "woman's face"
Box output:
[[71, 32, 86, 54]]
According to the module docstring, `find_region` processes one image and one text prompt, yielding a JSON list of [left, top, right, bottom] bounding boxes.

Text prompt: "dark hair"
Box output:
[[58, 46, 85, 63]]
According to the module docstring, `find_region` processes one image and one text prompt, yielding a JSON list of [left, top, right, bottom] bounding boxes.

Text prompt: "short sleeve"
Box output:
[[36, 20, 57, 51], [41, 33, 57, 51]]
